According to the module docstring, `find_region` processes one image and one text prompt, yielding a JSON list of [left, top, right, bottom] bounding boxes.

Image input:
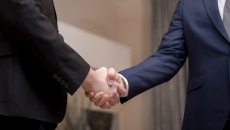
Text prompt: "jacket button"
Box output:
[[53, 74, 58, 79], [65, 83, 69, 89], [57, 77, 61, 82], [61, 80, 65, 85]]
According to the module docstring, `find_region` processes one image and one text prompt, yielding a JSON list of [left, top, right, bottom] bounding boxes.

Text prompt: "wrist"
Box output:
[[121, 78, 126, 90], [81, 68, 95, 91], [119, 74, 129, 97]]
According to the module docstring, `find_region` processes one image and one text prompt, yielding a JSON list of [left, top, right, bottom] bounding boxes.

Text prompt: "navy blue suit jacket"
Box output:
[[120, 0, 230, 129]]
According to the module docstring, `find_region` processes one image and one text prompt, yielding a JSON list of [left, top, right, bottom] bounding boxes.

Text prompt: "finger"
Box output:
[[85, 92, 94, 98], [117, 83, 127, 97], [100, 102, 111, 109], [94, 94, 109, 106], [89, 91, 103, 102], [107, 68, 116, 85], [108, 96, 115, 107], [111, 82, 120, 104], [107, 68, 122, 85], [114, 92, 120, 104]]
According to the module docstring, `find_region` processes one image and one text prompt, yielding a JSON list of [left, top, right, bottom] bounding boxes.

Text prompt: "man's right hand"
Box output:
[[85, 68, 127, 109], [82, 67, 126, 108]]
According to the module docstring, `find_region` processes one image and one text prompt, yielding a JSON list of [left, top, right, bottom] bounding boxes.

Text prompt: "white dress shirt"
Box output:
[[121, 0, 226, 97], [218, 0, 226, 20]]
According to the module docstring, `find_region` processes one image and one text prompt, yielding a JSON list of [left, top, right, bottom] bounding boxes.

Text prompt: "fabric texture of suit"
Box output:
[[120, 0, 230, 129], [0, 0, 90, 123]]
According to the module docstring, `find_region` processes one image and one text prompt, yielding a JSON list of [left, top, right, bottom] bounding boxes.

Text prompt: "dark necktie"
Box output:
[[224, 0, 230, 39]]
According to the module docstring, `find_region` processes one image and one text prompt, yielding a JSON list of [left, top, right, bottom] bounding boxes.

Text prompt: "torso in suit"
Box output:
[[120, 0, 230, 129], [0, 0, 90, 123]]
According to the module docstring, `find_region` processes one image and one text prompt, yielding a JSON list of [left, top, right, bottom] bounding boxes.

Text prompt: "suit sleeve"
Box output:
[[120, 0, 187, 103], [0, 0, 90, 95]]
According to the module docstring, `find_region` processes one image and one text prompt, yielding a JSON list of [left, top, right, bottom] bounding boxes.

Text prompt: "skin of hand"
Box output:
[[85, 68, 127, 109], [81, 67, 126, 107]]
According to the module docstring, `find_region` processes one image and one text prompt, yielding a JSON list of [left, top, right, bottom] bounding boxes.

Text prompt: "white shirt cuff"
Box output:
[[119, 74, 129, 97]]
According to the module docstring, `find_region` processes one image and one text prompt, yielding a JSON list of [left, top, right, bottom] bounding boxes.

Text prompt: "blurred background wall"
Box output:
[[53, 0, 188, 130]]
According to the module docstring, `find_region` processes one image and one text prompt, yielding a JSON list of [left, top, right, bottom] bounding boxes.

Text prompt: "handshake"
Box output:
[[81, 67, 127, 109]]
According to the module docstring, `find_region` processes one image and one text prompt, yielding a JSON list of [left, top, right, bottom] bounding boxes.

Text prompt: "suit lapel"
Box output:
[[203, 0, 229, 42]]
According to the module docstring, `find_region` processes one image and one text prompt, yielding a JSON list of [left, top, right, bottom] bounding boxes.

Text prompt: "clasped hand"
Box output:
[[81, 67, 126, 109]]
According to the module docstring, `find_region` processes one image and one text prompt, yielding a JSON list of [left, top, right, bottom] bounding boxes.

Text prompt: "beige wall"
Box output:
[[54, 0, 152, 65], [54, 0, 153, 130], [54, 0, 119, 43]]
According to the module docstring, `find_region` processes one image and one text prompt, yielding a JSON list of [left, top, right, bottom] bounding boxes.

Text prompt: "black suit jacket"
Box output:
[[0, 0, 90, 123]]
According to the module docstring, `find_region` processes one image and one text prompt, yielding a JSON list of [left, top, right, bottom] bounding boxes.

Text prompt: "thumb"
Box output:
[[107, 68, 122, 86], [107, 68, 116, 85]]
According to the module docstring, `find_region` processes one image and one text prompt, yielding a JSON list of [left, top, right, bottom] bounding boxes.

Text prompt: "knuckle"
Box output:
[[101, 67, 107, 71], [108, 68, 115, 72], [91, 97, 99, 102], [120, 92, 125, 96], [90, 98, 94, 102], [101, 67, 106, 70], [108, 95, 112, 100], [102, 97, 106, 102], [95, 97, 99, 101], [112, 89, 116, 93], [108, 69, 116, 76], [103, 105, 108, 109], [113, 91, 117, 95]]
